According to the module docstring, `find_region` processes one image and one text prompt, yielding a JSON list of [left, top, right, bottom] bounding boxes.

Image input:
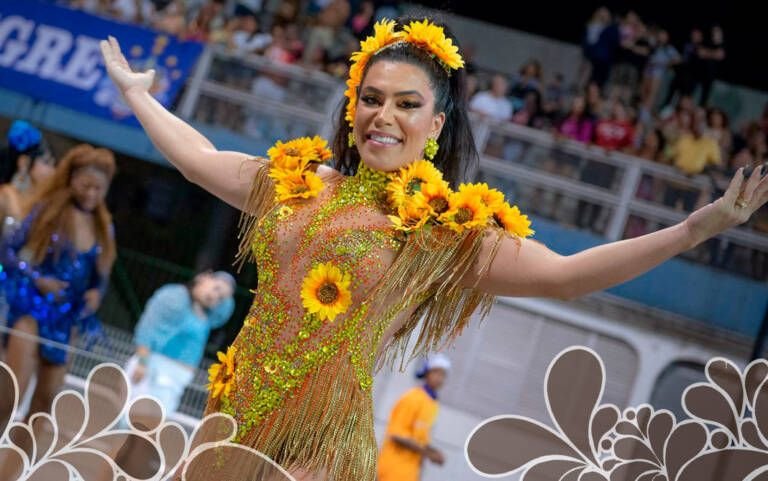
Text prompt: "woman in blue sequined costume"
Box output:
[[0, 144, 116, 418]]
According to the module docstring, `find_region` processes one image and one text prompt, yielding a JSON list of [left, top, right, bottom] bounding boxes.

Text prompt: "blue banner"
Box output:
[[0, 0, 203, 124]]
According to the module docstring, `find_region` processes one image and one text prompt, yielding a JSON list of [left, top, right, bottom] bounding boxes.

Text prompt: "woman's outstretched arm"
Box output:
[[100, 36, 261, 210], [470, 166, 768, 299]]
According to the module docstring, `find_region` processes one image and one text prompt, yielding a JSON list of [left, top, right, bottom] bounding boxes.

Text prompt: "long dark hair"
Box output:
[[331, 17, 478, 188]]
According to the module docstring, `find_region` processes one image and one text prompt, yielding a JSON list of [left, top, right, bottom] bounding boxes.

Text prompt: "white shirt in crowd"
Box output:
[[469, 90, 513, 121], [231, 31, 273, 55]]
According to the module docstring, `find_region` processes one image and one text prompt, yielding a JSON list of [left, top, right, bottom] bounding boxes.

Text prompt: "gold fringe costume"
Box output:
[[202, 156, 526, 480]]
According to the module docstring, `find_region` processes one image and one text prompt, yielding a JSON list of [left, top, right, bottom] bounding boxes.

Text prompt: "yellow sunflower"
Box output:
[[388, 193, 432, 232], [439, 189, 492, 233], [273, 169, 324, 202], [387, 160, 445, 208], [345, 19, 402, 124], [344, 64, 365, 124], [310, 135, 333, 161], [267, 137, 316, 171], [301, 262, 353, 322], [420, 178, 452, 215], [458, 183, 506, 211], [207, 345, 237, 399], [494, 203, 535, 238], [402, 19, 464, 70]]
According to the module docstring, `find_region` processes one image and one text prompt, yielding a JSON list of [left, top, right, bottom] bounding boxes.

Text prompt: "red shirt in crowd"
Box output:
[[594, 120, 635, 150]]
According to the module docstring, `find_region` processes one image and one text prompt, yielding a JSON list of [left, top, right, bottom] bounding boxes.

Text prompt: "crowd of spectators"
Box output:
[[51, 1, 768, 278]]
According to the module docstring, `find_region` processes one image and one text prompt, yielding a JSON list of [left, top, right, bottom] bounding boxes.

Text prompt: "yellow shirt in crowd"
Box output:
[[673, 133, 722, 176], [377, 387, 440, 481]]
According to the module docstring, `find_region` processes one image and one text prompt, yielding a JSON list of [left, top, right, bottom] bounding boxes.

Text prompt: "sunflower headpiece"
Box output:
[[344, 19, 464, 127]]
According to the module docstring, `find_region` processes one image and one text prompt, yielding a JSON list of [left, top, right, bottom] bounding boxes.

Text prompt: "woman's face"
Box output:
[[70, 168, 110, 212], [28, 152, 57, 186], [353, 60, 445, 172], [192, 275, 234, 309]]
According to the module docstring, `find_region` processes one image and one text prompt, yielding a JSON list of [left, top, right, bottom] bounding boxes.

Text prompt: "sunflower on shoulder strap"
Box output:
[[268, 136, 332, 203], [385, 159, 534, 239]]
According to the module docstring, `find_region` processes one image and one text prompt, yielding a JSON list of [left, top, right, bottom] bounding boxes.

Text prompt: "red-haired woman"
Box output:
[[0, 143, 116, 417]]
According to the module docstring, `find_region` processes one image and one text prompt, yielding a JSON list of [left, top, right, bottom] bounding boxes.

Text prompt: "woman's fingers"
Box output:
[[723, 167, 745, 205], [741, 164, 764, 203]]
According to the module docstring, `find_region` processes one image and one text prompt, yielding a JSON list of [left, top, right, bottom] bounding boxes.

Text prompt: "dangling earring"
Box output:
[[348, 132, 356, 147], [11, 171, 30, 192], [424, 137, 439, 160]]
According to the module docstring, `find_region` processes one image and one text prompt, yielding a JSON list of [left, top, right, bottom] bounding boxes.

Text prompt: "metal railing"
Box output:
[[177, 45, 346, 145], [473, 120, 768, 277]]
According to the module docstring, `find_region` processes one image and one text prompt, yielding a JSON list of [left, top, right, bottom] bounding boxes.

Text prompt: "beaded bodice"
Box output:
[[224, 167, 403, 434]]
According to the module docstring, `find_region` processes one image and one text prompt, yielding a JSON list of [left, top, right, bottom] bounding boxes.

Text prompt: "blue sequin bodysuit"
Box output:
[[0, 208, 108, 364]]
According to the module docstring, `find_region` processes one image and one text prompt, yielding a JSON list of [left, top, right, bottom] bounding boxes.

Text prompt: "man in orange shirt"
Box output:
[[377, 354, 450, 481]]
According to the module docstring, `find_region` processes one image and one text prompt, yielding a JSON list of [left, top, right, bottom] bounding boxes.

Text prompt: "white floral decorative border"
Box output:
[[465, 346, 768, 481], [0, 362, 297, 481]]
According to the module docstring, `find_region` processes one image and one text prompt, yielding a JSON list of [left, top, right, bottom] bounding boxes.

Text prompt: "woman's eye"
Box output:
[[361, 96, 379, 105], [400, 101, 421, 109]]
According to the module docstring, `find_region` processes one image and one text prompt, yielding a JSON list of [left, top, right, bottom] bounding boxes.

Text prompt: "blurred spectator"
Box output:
[[670, 121, 722, 176], [640, 28, 679, 115], [264, 23, 301, 64], [633, 127, 666, 163], [271, 0, 300, 26], [301, 0, 351, 67], [349, 0, 375, 40], [660, 96, 696, 154], [662, 120, 721, 212], [698, 25, 726, 107], [542, 72, 567, 118], [511, 91, 547, 129], [229, 11, 272, 56], [377, 354, 450, 481], [662, 28, 705, 109], [731, 122, 767, 169], [586, 80, 608, 118], [469, 74, 513, 122], [594, 101, 635, 151], [509, 60, 543, 113], [556, 95, 595, 144], [184, 0, 227, 42], [151, 0, 187, 37], [1, 144, 116, 419], [704, 108, 732, 160], [580, 6, 620, 89], [631, 128, 666, 208], [125, 271, 235, 415], [610, 11, 650, 104]]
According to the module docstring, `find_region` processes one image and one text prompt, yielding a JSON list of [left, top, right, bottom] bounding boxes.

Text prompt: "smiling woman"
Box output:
[[0, 144, 116, 423], [97, 13, 768, 481]]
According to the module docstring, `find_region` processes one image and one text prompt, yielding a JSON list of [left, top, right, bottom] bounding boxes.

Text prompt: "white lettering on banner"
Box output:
[[0, 15, 106, 90], [59, 35, 103, 90], [15, 24, 72, 78], [0, 15, 35, 67]]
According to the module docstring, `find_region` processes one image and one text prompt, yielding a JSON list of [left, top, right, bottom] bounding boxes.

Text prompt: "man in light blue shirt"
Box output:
[[126, 271, 235, 415]]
